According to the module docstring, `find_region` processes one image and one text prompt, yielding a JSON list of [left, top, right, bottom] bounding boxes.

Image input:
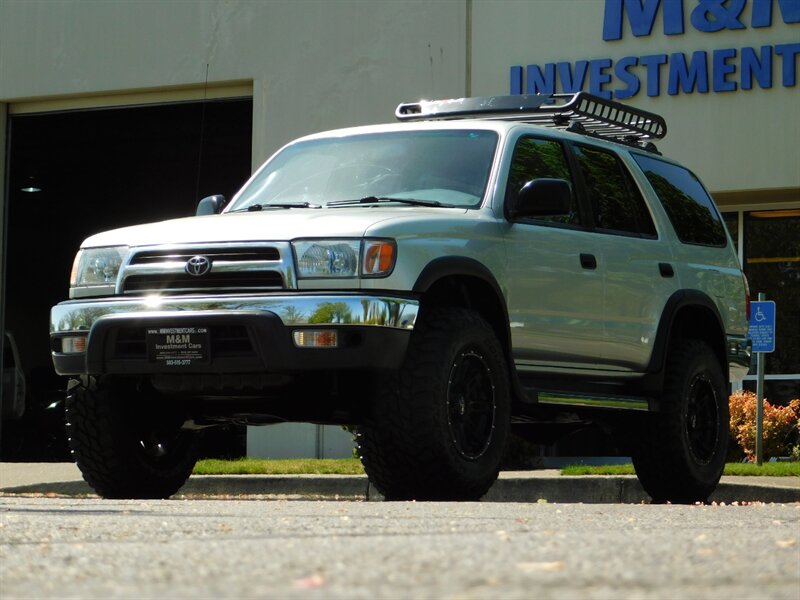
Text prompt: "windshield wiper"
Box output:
[[230, 202, 322, 213], [327, 196, 455, 208]]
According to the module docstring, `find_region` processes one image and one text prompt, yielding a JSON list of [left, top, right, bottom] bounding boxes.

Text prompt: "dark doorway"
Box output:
[[2, 98, 253, 459]]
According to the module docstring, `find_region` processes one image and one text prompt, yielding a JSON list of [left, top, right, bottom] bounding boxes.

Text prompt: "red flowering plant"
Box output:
[[728, 390, 800, 461]]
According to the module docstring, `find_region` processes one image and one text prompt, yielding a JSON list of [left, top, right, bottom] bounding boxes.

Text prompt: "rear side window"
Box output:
[[574, 145, 657, 237], [505, 136, 578, 225], [633, 154, 726, 246]]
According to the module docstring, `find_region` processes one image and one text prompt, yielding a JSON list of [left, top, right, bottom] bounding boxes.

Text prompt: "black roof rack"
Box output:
[[395, 92, 667, 142]]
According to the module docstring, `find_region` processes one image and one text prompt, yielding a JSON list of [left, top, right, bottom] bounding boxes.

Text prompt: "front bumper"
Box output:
[[50, 294, 419, 376]]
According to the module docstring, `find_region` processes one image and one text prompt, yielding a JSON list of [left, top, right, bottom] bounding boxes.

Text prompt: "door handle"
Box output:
[[580, 253, 597, 270]]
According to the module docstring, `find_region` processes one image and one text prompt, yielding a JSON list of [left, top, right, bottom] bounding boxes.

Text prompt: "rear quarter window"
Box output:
[[632, 154, 727, 247]]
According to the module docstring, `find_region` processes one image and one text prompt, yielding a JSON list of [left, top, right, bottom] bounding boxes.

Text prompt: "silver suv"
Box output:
[[50, 93, 750, 502]]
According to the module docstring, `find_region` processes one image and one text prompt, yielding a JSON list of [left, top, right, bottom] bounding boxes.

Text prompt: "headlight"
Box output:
[[293, 240, 360, 278], [70, 246, 129, 297], [292, 239, 396, 279]]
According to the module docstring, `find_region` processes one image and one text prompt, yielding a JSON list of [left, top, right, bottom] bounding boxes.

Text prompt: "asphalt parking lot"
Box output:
[[1, 496, 799, 600], [2, 463, 798, 599]]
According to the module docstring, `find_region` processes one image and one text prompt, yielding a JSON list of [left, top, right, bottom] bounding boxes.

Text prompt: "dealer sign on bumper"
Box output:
[[146, 327, 209, 366]]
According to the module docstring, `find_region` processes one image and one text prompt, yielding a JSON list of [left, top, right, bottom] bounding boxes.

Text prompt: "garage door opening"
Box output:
[[2, 98, 253, 459]]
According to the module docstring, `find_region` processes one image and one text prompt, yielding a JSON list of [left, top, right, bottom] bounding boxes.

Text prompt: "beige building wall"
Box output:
[[0, 0, 468, 169], [2, 1, 796, 194], [470, 0, 800, 196]]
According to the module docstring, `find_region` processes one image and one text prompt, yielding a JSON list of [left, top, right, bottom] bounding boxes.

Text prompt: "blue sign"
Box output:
[[602, 0, 800, 41], [509, 0, 800, 98], [749, 300, 776, 353]]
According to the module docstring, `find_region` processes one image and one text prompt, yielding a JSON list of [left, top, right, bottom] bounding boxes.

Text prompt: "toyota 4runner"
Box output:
[[50, 93, 750, 502]]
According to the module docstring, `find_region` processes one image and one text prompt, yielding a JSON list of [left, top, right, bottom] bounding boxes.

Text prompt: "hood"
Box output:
[[80, 206, 467, 248]]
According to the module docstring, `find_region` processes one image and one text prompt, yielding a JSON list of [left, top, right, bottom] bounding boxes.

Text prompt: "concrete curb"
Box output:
[[485, 475, 800, 504], [2, 468, 798, 503]]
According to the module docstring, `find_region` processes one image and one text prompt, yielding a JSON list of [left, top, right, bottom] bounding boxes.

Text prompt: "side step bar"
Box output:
[[536, 392, 652, 412]]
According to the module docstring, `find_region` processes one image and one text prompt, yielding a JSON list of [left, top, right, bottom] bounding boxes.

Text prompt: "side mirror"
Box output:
[[196, 194, 227, 216], [511, 178, 572, 219]]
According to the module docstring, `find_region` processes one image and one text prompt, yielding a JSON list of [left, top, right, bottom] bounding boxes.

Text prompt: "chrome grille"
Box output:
[[123, 271, 284, 293], [120, 243, 292, 295], [129, 247, 280, 265]]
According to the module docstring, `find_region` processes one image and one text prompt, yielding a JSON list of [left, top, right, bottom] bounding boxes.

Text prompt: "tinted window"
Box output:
[[505, 137, 578, 225], [633, 154, 726, 246], [574, 145, 656, 237]]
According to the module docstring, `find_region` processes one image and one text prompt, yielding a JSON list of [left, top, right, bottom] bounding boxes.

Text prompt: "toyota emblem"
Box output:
[[185, 256, 212, 276]]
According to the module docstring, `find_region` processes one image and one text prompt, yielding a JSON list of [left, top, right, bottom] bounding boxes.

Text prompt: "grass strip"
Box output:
[[194, 457, 365, 476], [722, 462, 800, 477], [561, 464, 636, 476], [194, 458, 798, 477], [561, 462, 800, 477]]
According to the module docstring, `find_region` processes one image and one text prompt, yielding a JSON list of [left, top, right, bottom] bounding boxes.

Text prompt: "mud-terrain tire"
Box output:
[[358, 308, 510, 500], [632, 340, 728, 504], [65, 377, 201, 499]]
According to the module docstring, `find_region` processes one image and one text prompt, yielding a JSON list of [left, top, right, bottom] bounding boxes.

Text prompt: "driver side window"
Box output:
[[505, 136, 578, 225]]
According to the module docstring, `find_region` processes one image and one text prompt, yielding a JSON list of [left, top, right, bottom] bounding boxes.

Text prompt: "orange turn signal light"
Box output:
[[363, 241, 395, 276]]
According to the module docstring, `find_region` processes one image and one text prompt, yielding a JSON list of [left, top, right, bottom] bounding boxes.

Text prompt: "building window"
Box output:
[[723, 212, 739, 254], [723, 208, 800, 405]]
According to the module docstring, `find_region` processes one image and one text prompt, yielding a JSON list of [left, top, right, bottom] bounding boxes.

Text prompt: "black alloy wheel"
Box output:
[[685, 373, 721, 465], [446, 349, 497, 460], [631, 339, 728, 504], [358, 308, 511, 501], [66, 376, 201, 499]]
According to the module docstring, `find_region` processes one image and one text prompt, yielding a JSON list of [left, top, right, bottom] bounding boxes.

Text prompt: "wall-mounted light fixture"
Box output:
[[20, 176, 42, 193]]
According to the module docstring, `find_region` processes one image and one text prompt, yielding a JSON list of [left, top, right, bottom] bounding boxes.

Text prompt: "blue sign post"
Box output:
[[749, 296, 776, 465], [750, 300, 776, 353]]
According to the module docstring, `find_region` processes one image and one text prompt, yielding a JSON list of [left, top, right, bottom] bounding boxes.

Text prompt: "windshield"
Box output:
[[228, 129, 498, 211]]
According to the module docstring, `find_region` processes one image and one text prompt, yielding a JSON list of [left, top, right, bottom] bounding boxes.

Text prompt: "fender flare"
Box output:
[[413, 256, 504, 297], [412, 258, 509, 335], [413, 256, 527, 401], [647, 289, 727, 377]]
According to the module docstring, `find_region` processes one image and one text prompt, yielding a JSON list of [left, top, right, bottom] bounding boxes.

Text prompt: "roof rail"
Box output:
[[395, 92, 667, 141]]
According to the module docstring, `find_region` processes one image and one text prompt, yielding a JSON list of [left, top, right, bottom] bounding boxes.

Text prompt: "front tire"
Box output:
[[358, 308, 511, 501], [632, 340, 728, 503], [65, 377, 201, 499]]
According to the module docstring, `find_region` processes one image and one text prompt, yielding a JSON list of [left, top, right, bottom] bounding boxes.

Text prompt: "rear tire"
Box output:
[[65, 377, 201, 499], [632, 340, 728, 503], [358, 308, 510, 501]]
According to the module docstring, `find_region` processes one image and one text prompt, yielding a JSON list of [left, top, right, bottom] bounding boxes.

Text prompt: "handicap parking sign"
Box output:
[[749, 301, 776, 353]]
